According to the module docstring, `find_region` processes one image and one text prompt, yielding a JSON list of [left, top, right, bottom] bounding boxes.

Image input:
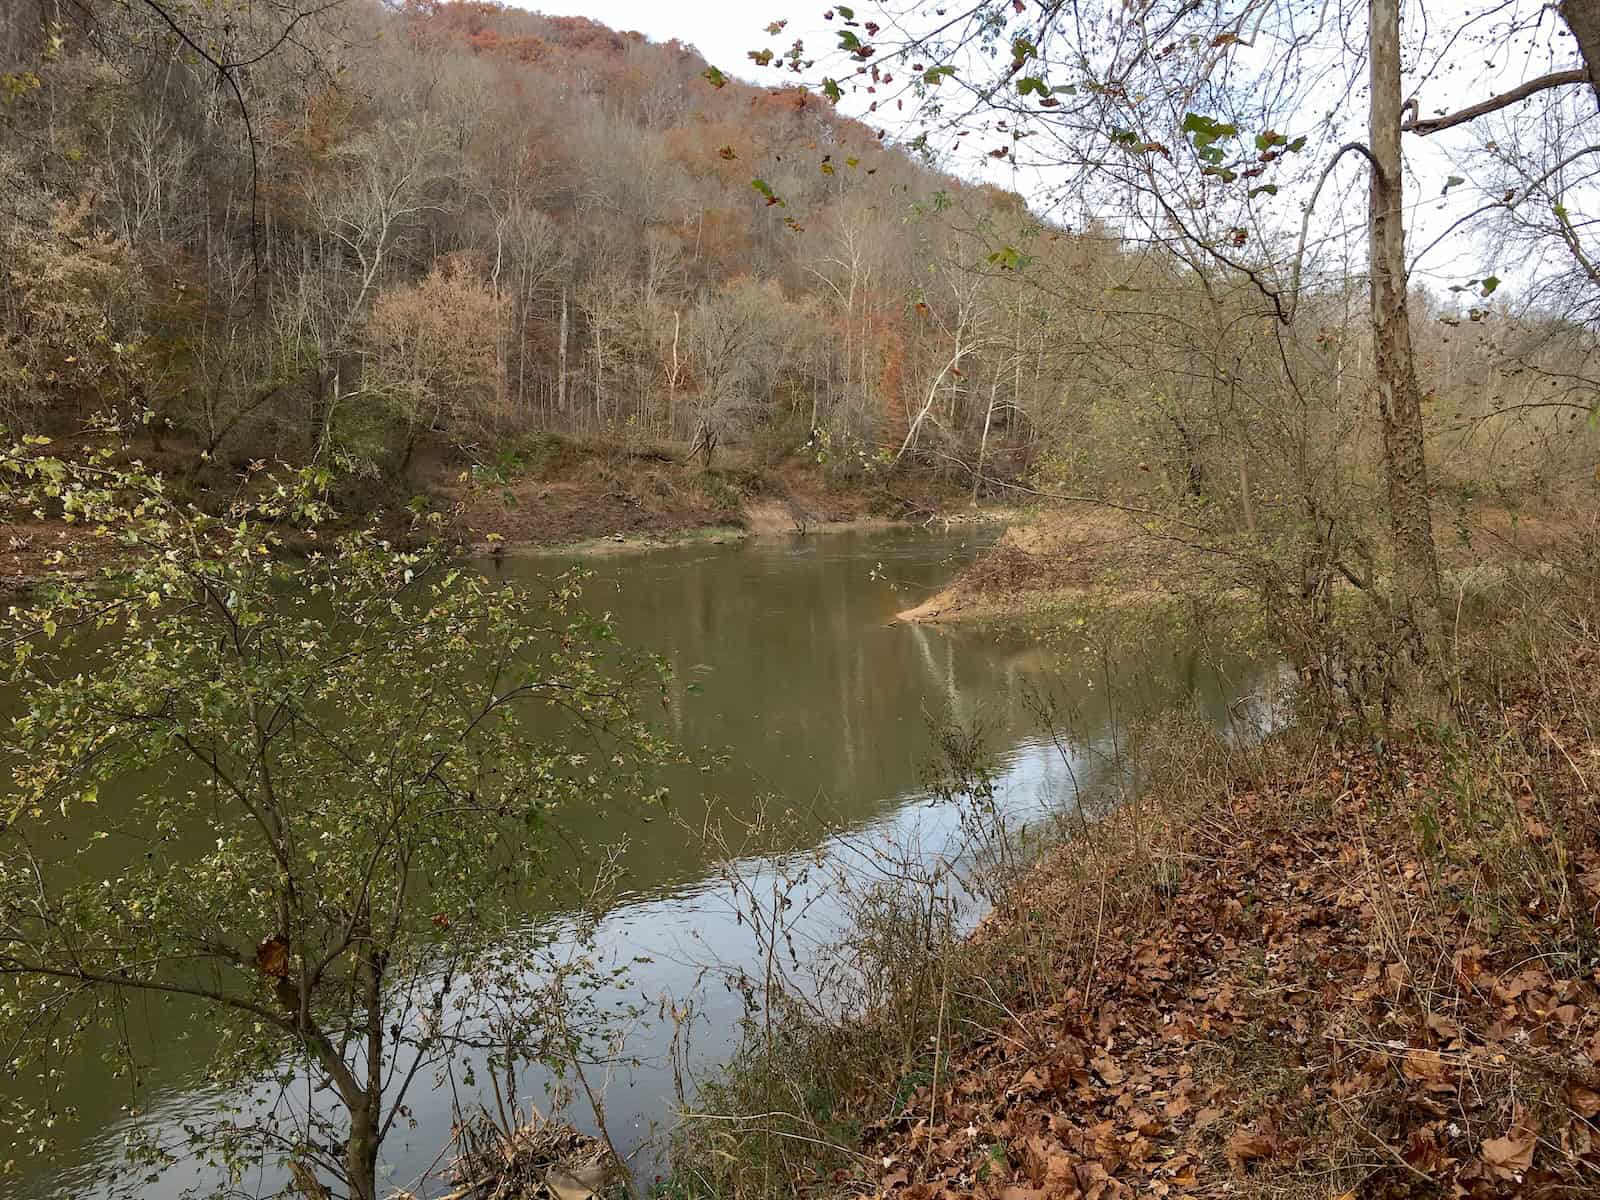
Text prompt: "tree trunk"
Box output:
[[518, 264, 531, 411], [1368, 0, 1441, 622], [557, 288, 569, 416], [1560, 0, 1600, 101], [345, 929, 385, 1200], [973, 375, 998, 504], [668, 308, 680, 438], [345, 1095, 380, 1200], [1239, 457, 1256, 534]]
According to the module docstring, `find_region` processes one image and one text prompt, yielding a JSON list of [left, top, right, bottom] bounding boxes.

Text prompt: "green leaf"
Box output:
[[702, 66, 727, 89], [1480, 275, 1500, 296], [1248, 184, 1279, 197], [1441, 174, 1466, 195], [822, 77, 842, 102], [1018, 77, 1048, 97], [987, 246, 1029, 270], [1181, 112, 1239, 149]]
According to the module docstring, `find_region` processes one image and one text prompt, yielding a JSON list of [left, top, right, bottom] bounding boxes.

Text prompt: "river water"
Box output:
[[9, 525, 1275, 1199]]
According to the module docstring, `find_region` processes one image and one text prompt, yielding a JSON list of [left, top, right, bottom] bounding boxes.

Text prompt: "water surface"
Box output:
[[9, 526, 1272, 1198]]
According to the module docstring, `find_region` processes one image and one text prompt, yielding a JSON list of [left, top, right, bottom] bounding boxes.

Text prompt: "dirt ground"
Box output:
[[893, 504, 1195, 623], [435, 443, 981, 554]]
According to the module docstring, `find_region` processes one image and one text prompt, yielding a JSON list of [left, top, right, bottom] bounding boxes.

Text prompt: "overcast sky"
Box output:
[[523, 1, 815, 79]]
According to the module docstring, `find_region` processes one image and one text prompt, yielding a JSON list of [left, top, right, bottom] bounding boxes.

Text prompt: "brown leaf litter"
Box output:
[[846, 678, 1600, 1200]]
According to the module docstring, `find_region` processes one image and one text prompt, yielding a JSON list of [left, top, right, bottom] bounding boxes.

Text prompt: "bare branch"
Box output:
[[1289, 142, 1380, 319], [1403, 69, 1588, 136]]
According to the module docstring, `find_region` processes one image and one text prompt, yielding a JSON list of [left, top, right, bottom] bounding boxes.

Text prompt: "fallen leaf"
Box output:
[[1566, 1080, 1600, 1119], [1090, 1054, 1125, 1085], [1480, 1126, 1536, 1176], [1227, 1125, 1277, 1166], [255, 934, 289, 978]]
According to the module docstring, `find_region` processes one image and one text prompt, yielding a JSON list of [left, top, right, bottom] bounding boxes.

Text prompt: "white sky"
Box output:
[[519, 1, 820, 80]]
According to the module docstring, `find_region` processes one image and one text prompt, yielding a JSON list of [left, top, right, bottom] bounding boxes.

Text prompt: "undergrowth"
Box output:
[[663, 520, 1600, 1200]]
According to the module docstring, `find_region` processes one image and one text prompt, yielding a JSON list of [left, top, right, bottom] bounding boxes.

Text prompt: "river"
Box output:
[[8, 525, 1276, 1199]]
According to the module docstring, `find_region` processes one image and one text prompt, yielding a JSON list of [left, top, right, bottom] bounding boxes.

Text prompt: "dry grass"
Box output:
[[668, 521, 1600, 1200], [397, 1109, 616, 1200], [894, 503, 1210, 623]]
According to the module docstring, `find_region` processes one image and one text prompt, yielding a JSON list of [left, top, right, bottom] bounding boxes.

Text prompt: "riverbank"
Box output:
[[892, 504, 1205, 625], [0, 432, 1011, 591], [671, 555, 1600, 1200], [895, 500, 1583, 626], [441, 444, 1011, 558]]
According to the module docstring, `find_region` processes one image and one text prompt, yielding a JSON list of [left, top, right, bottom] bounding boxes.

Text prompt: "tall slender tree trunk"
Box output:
[[669, 308, 680, 438], [1368, 0, 1441, 622], [973, 374, 999, 504], [518, 265, 531, 411], [557, 288, 569, 417], [346, 1096, 380, 1200]]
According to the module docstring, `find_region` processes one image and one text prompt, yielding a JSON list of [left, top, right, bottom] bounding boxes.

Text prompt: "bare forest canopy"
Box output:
[[0, 0, 1071, 492], [0, 0, 1595, 518]]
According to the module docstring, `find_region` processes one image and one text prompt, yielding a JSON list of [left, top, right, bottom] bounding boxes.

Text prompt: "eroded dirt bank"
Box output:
[[893, 504, 1191, 623], [441, 448, 1008, 558], [1, 433, 1008, 590]]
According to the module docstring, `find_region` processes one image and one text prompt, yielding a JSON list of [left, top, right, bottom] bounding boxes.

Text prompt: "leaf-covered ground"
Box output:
[[853, 663, 1600, 1200]]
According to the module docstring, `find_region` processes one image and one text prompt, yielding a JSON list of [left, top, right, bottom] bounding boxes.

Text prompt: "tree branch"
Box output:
[[0, 958, 291, 1031], [1403, 69, 1588, 136], [1290, 142, 1380, 318]]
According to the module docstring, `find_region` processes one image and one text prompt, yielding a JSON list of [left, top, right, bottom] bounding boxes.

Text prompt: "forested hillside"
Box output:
[[0, 0, 1056, 502], [4, 0, 1590, 522]]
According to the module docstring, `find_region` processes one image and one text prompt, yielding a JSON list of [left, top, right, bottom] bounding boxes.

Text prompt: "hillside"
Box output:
[[0, 0, 1055, 518]]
